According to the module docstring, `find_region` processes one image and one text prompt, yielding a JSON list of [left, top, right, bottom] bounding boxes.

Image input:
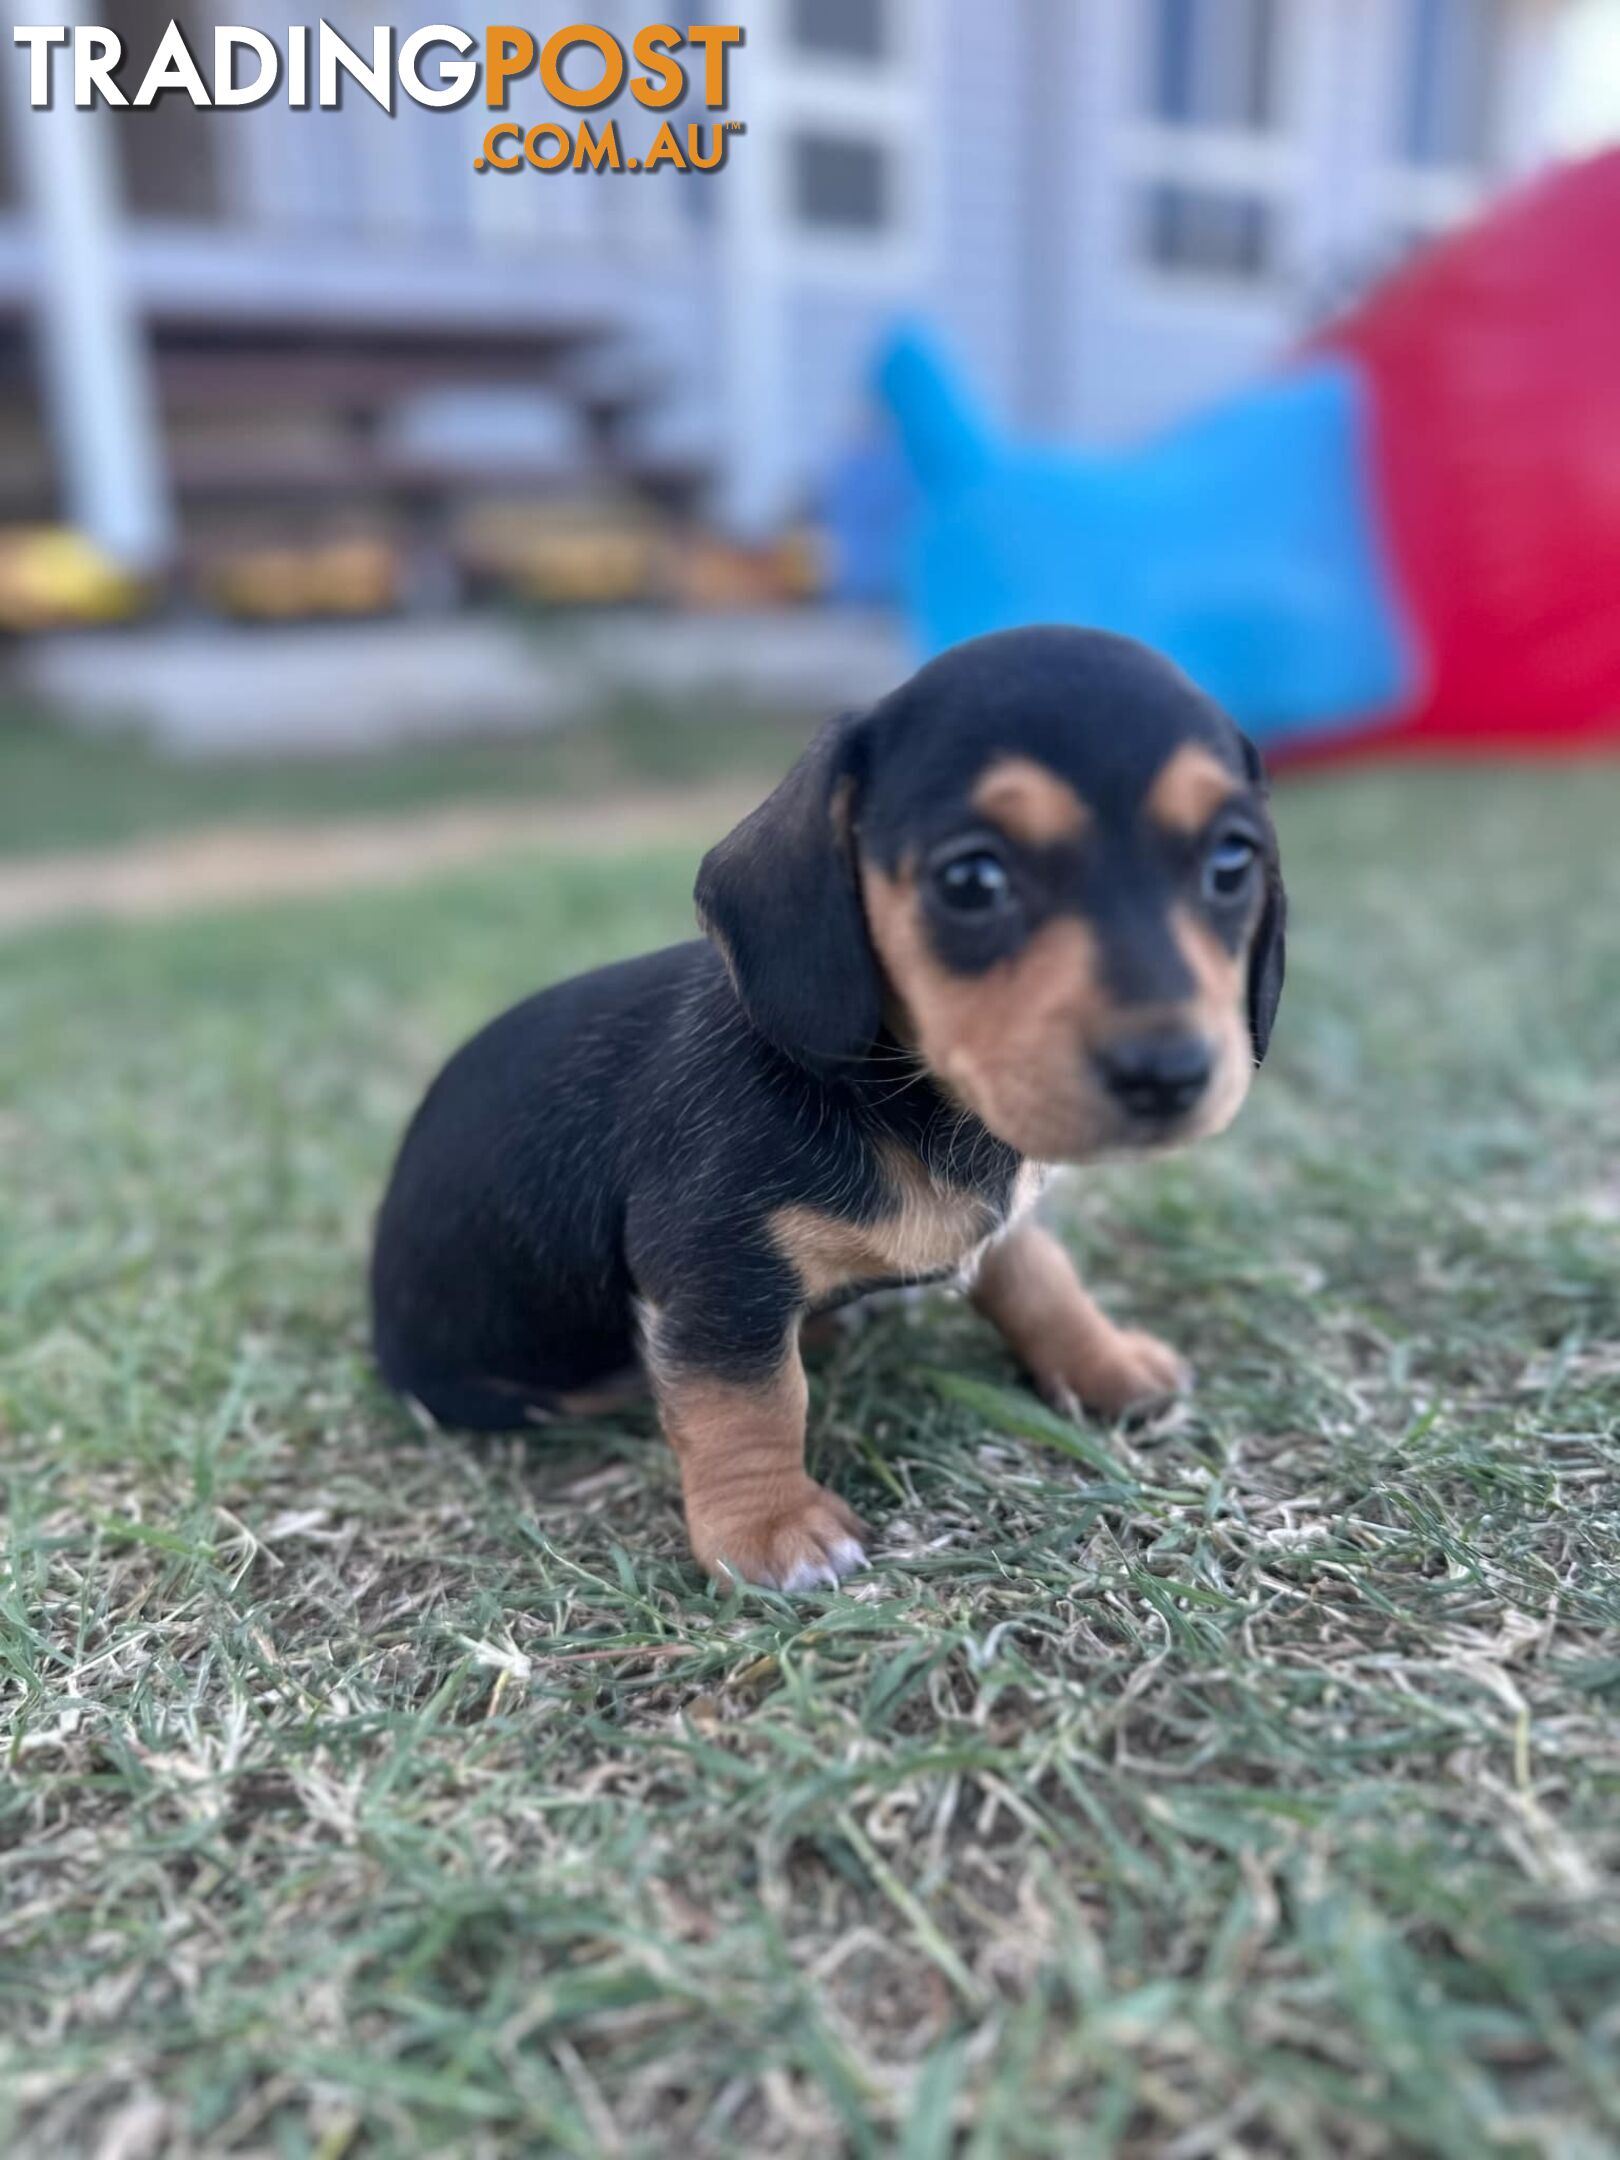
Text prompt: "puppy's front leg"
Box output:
[[651, 1335, 866, 1590], [970, 1219, 1190, 1421]]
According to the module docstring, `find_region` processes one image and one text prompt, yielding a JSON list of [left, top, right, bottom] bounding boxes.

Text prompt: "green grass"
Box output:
[[2, 763, 1618, 2157], [0, 692, 808, 858]]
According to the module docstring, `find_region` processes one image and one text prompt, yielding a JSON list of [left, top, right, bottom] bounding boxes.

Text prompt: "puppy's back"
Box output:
[[370, 942, 713, 1418]]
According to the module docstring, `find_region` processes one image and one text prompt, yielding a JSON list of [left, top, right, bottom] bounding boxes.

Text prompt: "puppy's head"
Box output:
[[696, 626, 1285, 1159]]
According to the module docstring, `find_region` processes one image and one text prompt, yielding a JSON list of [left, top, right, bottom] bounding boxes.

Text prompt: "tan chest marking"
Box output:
[[1005, 1159, 1053, 1225], [771, 1143, 1010, 1302]]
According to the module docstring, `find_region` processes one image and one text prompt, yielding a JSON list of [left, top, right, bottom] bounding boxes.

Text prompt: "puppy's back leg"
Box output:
[[397, 1365, 644, 1433], [398, 1373, 553, 1433]]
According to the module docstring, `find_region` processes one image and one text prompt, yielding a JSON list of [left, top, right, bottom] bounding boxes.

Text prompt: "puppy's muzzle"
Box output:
[[1091, 1029, 1213, 1125]]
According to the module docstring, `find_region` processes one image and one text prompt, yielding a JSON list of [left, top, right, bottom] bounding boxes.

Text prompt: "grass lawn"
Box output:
[[0, 692, 808, 860], [2, 763, 1618, 2157]]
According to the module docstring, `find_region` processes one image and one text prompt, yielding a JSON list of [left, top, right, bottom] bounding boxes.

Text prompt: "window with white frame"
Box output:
[[789, 0, 888, 64], [1143, 185, 1273, 278], [1371, 0, 1508, 249], [1147, 0, 1280, 129], [1398, 0, 1505, 169], [1127, 0, 1293, 287], [792, 131, 890, 233], [777, 0, 924, 269]]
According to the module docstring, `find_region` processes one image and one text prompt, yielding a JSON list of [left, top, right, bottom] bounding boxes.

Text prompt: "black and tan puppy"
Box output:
[[372, 627, 1285, 1588]]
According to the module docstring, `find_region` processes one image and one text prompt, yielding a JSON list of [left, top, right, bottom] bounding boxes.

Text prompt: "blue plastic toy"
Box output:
[[862, 157, 1620, 764], [873, 325, 1415, 749]]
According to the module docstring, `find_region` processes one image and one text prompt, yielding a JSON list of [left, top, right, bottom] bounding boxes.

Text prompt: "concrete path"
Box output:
[[15, 609, 910, 755], [0, 783, 759, 938]]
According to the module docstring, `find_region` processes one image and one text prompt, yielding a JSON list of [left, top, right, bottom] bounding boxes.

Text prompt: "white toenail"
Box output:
[[776, 1561, 828, 1594]]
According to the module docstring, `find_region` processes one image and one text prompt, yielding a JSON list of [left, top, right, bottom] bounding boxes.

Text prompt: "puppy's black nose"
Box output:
[[1094, 1033, 1212, 1122]]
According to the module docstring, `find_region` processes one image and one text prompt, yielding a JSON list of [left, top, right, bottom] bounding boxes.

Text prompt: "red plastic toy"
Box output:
[[1308, 149, 1620, 761]]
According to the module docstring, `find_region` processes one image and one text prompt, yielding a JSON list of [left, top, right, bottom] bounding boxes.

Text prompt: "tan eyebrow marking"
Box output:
[[970, 756, 1090, 847], [1145, 744, 1240, 835]]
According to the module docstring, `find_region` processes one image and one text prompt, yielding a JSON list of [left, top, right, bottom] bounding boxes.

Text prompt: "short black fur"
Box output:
[[371, 626, 1284, 1433]]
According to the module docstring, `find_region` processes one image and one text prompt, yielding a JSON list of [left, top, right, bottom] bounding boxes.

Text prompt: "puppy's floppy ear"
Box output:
[[1236, 730, 1286, 1063], [1248, 858, 1287, 1063], [695, 709, 881, 1070]]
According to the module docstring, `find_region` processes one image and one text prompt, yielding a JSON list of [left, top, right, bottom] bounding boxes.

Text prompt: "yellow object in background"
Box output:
[[0, 528, 150, 632], [202, 539, 402, 622], [455, 501, 663, 608], [664, 525, 826, 611]]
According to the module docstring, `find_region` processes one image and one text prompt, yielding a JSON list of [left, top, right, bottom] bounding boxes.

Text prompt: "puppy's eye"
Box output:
[[1204, 832, 1259, 901], [933, 849, 1012, 914]]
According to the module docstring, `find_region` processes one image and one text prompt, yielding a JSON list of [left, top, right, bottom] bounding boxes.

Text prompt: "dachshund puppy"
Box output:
[[371, 627, 1285, 1589]]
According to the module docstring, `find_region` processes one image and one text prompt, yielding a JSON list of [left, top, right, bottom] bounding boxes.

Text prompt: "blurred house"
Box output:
[[0, 0, 720, 579], [723, 0, 1578, 528], [0, 0, 1594, 575]]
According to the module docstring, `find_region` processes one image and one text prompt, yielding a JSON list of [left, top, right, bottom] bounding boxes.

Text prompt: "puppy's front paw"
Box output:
[[689, 1479, 868, 1592], [1040, 1328, 1192, 1423]]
